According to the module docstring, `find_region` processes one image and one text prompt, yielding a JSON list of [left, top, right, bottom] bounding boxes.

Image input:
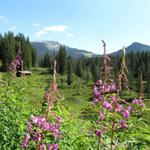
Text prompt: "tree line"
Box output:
[[40, 46, 150, 97], [0, 32, 37, 71]]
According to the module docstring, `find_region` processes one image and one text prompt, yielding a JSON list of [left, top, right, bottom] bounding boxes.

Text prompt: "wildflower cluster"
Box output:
[[22, 60, 62, 150], [21, 115, 61, 149], [93, 80, 144, 130], [93, 41, 145, 149]]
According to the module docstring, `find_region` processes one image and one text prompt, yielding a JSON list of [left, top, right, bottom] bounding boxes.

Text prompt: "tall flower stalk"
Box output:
[[117, 46, 129, 97], [44, 60, 61, 120], [93, 41, 145, 149], [21, 60, 62, 150], [9, 42, 22, 77]]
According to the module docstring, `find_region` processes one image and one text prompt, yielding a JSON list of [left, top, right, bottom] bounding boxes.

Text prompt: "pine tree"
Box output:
[[57, 46, 67, 75], [75, 59, 83, 77], [0, 34, 3, 66], [67, 56, 73, 85], [1, 32, 16, 71], [43, 52, 51, 67], [91, 61, 99, 81], [32, 48, 37, 67]]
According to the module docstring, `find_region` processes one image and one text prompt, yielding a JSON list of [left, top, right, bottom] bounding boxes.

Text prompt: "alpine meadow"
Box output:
[[0, 0, 150, 150]]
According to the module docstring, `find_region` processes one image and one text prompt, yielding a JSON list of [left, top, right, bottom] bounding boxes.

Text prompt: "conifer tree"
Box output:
[[75, 59, 83, 77], [57, 46, 67, 75], [67, 56, 73, 85], [2, 32, 16, 71]]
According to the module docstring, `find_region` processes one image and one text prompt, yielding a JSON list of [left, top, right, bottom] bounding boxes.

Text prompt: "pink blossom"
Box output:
[[94, 91, 102, 99], [95, 130, 102, 137], [21, 133, 30, 148], [115, 104, 123, 112], [99, 112, 105, 120], [38, 144, 44, 150], [132, 99, 139, 104], [140, 102, 145, 108], [96, 80, 102, 85], [32, 132, 42, 142], [122, 109, 130, 119], [127, 106, 131, 111], [120, 120, 127, 128], [103, 101, 112, 110], [48, 144, 58, 150], [112, 96, 116, 102]]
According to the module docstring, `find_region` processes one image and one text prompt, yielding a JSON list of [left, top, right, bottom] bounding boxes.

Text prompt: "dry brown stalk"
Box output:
[[45, 60, 61, 120]]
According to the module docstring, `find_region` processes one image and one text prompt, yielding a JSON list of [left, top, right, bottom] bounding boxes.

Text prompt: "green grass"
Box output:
[[0, 68, 150, 149]]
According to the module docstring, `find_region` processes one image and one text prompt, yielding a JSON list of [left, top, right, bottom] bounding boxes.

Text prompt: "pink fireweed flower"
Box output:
[[32, 132, 42, 142], [21, 133, 30, 148], [93, 85, 97, 92], [96, 80, 102, 85], [132, 99, 139, 104], [38, 144, 44, 150], [99, 112, 105, 120], [140, 102, 145, 108], [31, 116, 47, 127], [127, 106, 131, 111], [95, 129, 102, 137], [115, 104, 123, 112], [49, 124, 61, 140], [96, 120, 99, 124], [107, 84, 111, 92], [120, 120, 127, 128], [100, 85, 105, 93], [110, 83, 116, 92], [27, 122, 33, 132], [122, 109, 130, 119], [94, 91, 102, 99], [112, 96, 116, 102], [42, 122, 50, 130], [103, 101, 112, 110], [107, 83, 116, 92], [132, 98, 145, 108], [48, 144, 58, 150], [30, 115, 39, 124]]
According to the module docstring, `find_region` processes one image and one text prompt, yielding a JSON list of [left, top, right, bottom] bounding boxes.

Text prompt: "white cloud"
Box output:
[[0, 15, 7, 22], [66, 33, 75, 38], [32, 23, 40, 27], [43, 25, 68, 32], [35, 25, 68, 37], [9, 25, 18, 31], [36, 30, 46, 37]]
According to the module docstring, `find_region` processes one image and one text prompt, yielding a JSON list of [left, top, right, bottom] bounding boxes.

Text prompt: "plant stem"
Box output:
[[111, 124, 115, 150]]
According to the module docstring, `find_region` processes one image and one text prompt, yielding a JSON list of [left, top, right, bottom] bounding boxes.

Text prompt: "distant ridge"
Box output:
[[32, 41, 150, 57], [32, 41, 94, 58], [111, 42, 150, 55]]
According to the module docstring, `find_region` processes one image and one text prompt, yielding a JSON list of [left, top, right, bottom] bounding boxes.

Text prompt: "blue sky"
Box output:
[[0, 0, 150, 54]]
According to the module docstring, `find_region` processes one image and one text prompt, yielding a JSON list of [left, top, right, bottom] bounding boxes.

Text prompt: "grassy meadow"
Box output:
[[0, 68, 150, 149]]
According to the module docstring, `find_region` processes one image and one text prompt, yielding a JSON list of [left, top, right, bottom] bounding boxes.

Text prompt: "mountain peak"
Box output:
[[131, 42, 142, 45], [111, 42, 150, 55]]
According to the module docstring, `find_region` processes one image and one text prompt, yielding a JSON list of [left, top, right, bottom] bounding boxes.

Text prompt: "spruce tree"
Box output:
[[32, 48, 37, 67], [1, 32, 16, 71], [75, 59, 83, 77], [57, 46, 67, 75], [67, 56, 73, 85]]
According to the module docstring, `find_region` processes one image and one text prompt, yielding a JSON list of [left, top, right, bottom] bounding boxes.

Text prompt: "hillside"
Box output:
[[32, 41, 94, 58]]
